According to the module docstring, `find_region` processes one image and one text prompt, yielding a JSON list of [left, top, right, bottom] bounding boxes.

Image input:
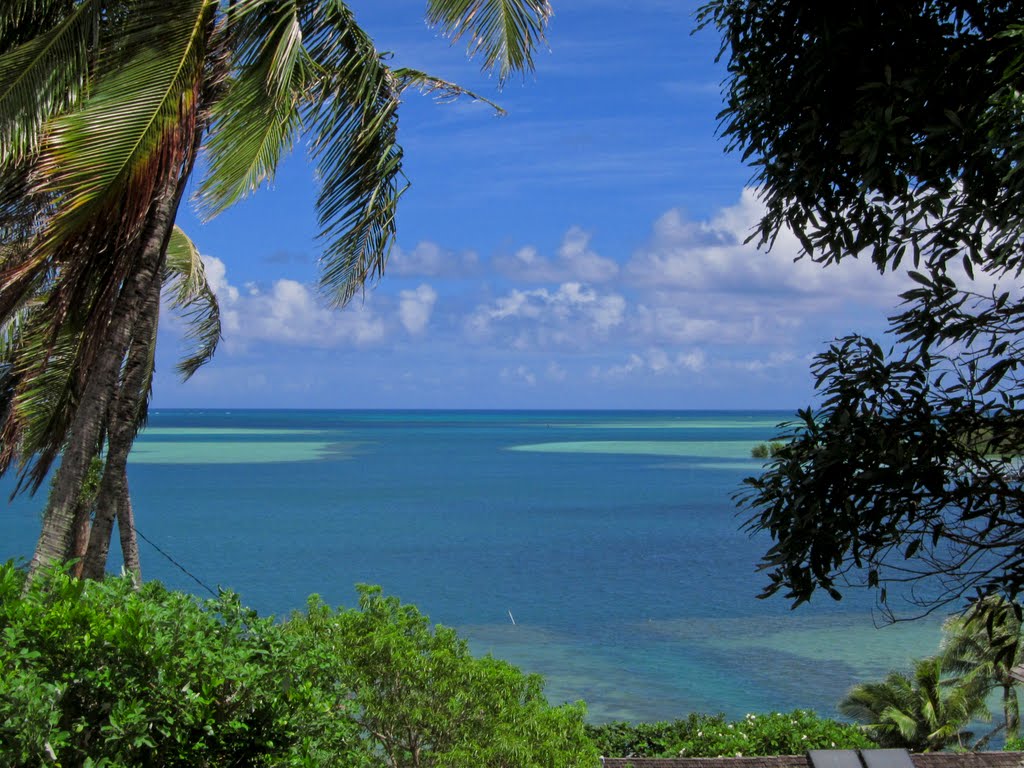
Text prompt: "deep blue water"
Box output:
[[1, 410, 943, 722]]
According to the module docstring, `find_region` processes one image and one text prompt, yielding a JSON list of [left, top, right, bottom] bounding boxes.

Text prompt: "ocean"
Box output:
[[0, 410, 944, 723]]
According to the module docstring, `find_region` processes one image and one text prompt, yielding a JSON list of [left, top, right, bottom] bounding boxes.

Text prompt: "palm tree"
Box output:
[[0, 0, 552, 579], [839, 657, 990, 752], [1, 225, 221, 579], [941, 595, 1024, 741]]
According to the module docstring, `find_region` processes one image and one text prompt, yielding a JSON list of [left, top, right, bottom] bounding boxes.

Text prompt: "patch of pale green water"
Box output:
[[562, 418, 786, 430], [691, 461, 763, 471], [128, 440, 357, 464], [642, 613, 944, 681], [139, 427, 325, 436], [463, 623, 722, 722], [508, 440, 759, 459]]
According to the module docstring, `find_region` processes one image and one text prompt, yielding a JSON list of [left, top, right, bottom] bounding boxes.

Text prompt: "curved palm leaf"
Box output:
[[425, 0, 552, 84], [0, 226, 221, 484], [1, 309, 88, 489], [393, 67, 504, 113], [35, 0, 216, 249], [198, 0, 311, 216], [300, 0, 405, 306], [0, 0, 100, 164], [164, 225, 221, 379], [202, 0, 548, 308]]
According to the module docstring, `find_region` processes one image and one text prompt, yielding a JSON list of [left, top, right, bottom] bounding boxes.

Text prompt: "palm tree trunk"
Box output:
[[69, 496, 93, 578], [116, 478, 141, 582], [1005, 683, 1019, 739], [27, 301, 146, 579], [82, 270, 161, 580], [27, 185, 178, 583], [26, 11, 220, 585]]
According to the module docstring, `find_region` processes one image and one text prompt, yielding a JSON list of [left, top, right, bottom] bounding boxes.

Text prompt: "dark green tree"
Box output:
[[699, 0, 1024, 613], [285, 585, 596, 768]]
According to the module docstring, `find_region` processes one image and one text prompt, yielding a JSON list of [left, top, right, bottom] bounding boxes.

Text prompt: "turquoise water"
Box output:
[[0, 410, 943, 723]]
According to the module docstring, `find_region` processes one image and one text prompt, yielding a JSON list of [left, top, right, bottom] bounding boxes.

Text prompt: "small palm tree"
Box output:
[[941, 595, 1023, 741], [839, 656, 990, 752]]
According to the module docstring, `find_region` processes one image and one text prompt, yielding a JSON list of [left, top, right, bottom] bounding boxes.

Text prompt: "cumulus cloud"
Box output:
[[593, 347, 707, 379], [625, 188, 907, 301], [467, 282, 626, 347], [729, 351, 801, 373], [389, 241, 478, 277], [398, 285, 438, 335], [501, 365, 537, 386], [496, 226, 619, 284], [200, 256, 386, 349]]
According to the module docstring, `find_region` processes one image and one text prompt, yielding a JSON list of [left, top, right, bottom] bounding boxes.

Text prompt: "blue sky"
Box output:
[[155, 0, 912, 410]]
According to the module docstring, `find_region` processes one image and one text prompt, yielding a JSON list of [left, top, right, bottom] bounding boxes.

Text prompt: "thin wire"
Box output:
[[134, 527, 218, 598]]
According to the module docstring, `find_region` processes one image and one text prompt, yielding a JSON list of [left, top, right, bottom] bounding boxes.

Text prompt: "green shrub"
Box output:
[[751, 442, 787, 459], [587, 710, 875, 758], [0, 563, 594, 767]]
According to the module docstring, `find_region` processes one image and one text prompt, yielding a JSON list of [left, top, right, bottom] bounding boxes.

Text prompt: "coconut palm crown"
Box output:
[[839, 656, 990, 752], [941, 595, 1024, 741]]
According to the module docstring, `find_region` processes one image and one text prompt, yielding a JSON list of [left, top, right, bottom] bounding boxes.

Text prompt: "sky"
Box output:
[[154, 0, 917, 410]]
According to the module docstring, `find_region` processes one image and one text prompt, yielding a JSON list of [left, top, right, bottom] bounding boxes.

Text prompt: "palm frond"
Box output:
[[0, 306, 86, 486], [424, 0, 552, 85], [0, 0, 100, 164], [164, 226, 221, 379], [392, 67, 504, 114], [34, 0, 216, 251], [0, 0, 83, 54], [198, 0, 309, 216], [301, 0, 405, 306]]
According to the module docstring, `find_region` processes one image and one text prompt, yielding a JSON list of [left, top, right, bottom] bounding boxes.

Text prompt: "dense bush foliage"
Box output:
[[0, 564, 595, 767], [586, 710, 874, 757], [750, 442, 786, 459]]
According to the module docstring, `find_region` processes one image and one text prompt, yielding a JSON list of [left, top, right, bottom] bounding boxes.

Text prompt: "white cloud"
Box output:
[[593, 348, 706, 379], [467, 282, 626, 347], [496, 226, 619, 284], [625, 188, 907, 301], [501, 365, 537, 386], [389, 241, 478, 277], [558, 226, 620, 283], [398, 284, 438, 335], [200, 258, 386, 350], [200, 256, 242, 336], [546, 362, 568, 382], [729, 351, 801, 373]]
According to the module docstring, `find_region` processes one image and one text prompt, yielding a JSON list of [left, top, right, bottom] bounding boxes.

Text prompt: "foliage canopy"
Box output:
[[700, 0, 1024, 613], [0, 564, 595, 767], [586, 710, 873, 759]]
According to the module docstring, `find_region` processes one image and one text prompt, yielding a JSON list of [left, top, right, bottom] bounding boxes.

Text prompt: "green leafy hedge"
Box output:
[[0, 564, 595, 767], [587, 710, 875, 758]]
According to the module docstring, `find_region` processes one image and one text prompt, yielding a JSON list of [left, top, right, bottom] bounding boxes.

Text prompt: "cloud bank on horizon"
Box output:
[[152, 1, 994, 410], [157, 189, 925, 409]]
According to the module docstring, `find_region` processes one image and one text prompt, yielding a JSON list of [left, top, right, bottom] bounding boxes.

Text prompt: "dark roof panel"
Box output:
[[599, 753, 1024, 768], [861, 750, 915, 768], [809, 750, 862, 768]]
